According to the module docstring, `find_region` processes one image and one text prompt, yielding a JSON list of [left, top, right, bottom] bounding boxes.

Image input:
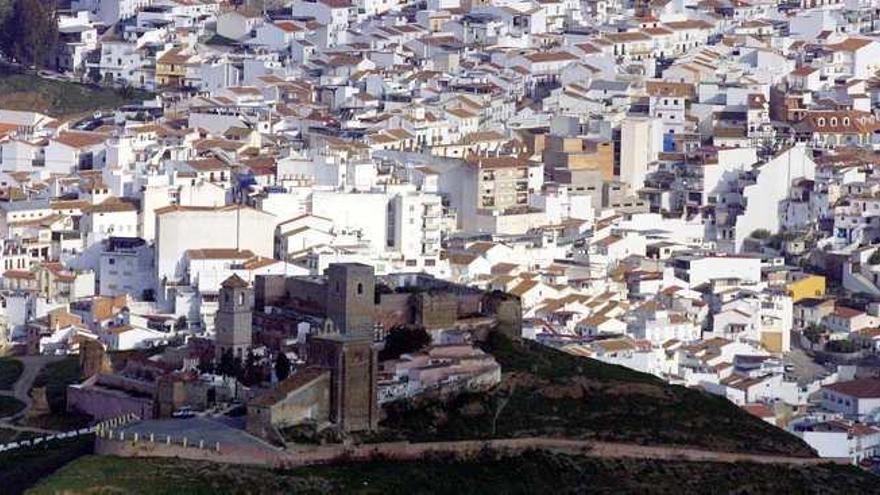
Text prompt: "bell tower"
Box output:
[[215, 274, 253, 360]]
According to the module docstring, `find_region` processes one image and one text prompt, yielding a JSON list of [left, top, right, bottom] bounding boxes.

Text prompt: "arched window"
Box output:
[[830, 117, 838, 127], [843, 117, 850, 126], [817, 118, 825, 127]]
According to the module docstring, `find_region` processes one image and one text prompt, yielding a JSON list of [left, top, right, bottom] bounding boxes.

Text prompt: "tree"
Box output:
[[242, 350, 261, 386], [197, 353, 214, 375], [825, 339, 859, 354], [803, 324, 825, 345], [379, 325, 431, 361], [0, 0, 58, 69], [175, 315, 188, 331], [275, 352, 291, 381], [217, 349, 235, 377], [232, 354, 243, 381]]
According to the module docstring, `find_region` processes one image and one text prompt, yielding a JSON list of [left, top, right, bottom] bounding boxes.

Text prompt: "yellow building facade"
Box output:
[[786, 275, 825, 303]]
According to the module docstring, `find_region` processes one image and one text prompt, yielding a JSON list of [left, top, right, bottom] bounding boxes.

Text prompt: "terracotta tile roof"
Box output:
[[187, 248, 255, 260], [824, 378, 880, 398], [742, 403, 774, 418], [3, 269, 34, 280], [186, 157, 228, 171], [827, 38, 874, 52], [832, 306, 864, 319], [84, 197, 138, 214], [604, 31, 651, 43], [523, 51, 579, 63], [53, 131, 107, 149], [509, 279, 539, 296], [275, 21, 303, 33], [467, 155, 529, 169], [158, 47, 193, 65]]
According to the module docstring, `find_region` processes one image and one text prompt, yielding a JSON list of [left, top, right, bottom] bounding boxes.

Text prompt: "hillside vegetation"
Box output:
[[29, 451, 878, 495], [377, 333, 816, 457], [0, 66, 152, 119], [1, 436, 93, 495]]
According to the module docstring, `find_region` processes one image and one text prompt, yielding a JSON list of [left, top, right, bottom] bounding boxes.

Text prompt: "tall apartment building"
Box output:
[[387, 192, 443, 263], [467, 156, 532, 212], [619, 116, 661, 192]]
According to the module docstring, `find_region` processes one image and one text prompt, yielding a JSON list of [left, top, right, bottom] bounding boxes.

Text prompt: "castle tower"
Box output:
[[325, 263, 376, 338], [215, 274, 253, 360], [307, 334, 378, 432]]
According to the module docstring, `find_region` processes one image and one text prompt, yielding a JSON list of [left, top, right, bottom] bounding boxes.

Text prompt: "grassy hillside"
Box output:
[[0, 66, 153, 119], [0, 436, 93, 495], [377, 333, 816, 457], [0, 358, 22, 390], [0, 396, 24, 417], [29, 451, 877, 495]]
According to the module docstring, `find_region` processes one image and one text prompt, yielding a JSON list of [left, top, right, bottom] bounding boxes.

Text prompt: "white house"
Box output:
[[822, 379, 880, 419]]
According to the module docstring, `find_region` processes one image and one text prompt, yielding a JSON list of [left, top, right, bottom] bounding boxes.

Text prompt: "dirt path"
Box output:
[[98, 433, 850, 468]]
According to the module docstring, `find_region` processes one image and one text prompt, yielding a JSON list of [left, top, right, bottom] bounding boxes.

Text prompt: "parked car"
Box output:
[[172, 407, 194, 418]]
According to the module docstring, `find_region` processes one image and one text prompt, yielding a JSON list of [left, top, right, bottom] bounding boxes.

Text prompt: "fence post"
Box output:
[[119, 432, 124, 441], [166, 435, 171, 445], [199, 439, 204, 450], [182, 437, 188, 448], [133, 433, 139, 443], [150, 433, 154, 443], [215, 441, 220, 453]]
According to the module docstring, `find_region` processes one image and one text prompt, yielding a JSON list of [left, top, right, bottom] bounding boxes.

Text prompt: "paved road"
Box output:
[[0, 355, 66, 423], [120, 417, 280, 453]]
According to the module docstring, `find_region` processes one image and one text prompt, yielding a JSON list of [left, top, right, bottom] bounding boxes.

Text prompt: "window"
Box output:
[[817, 118, 825, 127], [238, 292, 245, 305], [830, 117, 838, 127], [357, 283, 363, 295]]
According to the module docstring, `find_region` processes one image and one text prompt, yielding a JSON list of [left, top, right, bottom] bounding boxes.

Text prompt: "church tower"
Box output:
[[215, 274, 253, 360]]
